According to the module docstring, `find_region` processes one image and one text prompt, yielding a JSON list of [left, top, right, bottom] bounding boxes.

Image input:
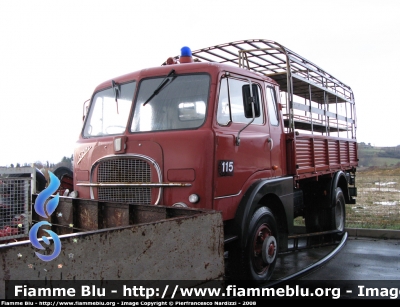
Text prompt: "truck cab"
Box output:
[[74, 48, 284, 219]]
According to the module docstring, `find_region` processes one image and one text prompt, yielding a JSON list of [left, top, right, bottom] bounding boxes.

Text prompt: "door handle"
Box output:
[[267, 137, 273, 150]]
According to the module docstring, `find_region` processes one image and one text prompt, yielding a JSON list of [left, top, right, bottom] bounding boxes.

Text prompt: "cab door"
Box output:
[[213, 74, 273, 214], [265, 83, 284, 176]]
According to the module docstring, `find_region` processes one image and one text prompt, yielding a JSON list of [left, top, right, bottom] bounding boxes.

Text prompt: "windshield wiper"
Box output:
[[112, 80, 120, 114], [143, 69, 176, 106]]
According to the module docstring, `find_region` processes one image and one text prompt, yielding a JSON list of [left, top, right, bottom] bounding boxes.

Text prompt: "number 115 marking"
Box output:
[[218, 160, 234, 176]]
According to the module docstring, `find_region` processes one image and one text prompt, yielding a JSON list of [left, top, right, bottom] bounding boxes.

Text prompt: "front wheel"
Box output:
[[229, 207, 278, 283]]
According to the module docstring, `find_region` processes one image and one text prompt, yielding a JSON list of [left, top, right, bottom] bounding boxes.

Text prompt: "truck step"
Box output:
[[224, 234, 238, 245]]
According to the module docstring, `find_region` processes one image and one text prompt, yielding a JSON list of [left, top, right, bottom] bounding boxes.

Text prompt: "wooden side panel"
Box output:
[[328, 139, 340, 166], [349, 141, 358, 163], [295, 137, 314, 174], [286, 133, 358, 177], [314, 138, 329, 170]]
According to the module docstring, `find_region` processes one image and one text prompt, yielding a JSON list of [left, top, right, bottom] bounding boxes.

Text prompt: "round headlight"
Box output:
[[69, 191, 79, 198], [188, 194, 200, 204]]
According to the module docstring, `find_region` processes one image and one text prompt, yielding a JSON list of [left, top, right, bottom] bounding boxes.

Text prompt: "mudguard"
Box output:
[[233, 176, 293, 249], [331, 171, 349, 207]]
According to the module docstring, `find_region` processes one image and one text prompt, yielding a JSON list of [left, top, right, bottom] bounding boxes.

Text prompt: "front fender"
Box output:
[[233, 176, 293, 248]]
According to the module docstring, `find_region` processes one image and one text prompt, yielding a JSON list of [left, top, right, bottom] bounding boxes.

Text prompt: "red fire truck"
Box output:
[[72, 39, 358, 283]]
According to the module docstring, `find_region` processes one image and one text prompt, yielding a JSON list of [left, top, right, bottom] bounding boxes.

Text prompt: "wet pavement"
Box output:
[[272, 234, 400, 280], [302, 236, 400, 280]]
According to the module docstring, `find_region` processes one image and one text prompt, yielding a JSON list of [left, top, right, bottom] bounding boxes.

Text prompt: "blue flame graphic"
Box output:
[[34, 172, 60, 218], [29, 221, 62, 261], [29, 171, 62, 261]]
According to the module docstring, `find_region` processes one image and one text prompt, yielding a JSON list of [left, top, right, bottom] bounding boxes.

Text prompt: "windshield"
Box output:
[[131, 74, 209, 132], [83, 81, 136, 137]]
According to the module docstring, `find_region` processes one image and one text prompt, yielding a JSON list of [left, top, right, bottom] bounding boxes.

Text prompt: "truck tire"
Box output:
[[229, 207, 278, 283], [53, 166, 73, 181], [331, 187, 346, 235], [305, 187, 345, 235]]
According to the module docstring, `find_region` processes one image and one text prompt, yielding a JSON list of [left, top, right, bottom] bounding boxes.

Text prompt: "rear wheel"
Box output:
[[305, 187, 346, 234], [332, 187, 346, 235], [230, 207, 278, 283]]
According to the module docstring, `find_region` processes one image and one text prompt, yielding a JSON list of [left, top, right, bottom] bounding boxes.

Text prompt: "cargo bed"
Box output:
[[286, 133, 358, 178], [187, 39, 358, 180]]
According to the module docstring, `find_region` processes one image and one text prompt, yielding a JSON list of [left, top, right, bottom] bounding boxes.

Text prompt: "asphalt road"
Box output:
[[269, 231, 400, 299], [303, 236, 400, 280], [272, 229, 400, 280]]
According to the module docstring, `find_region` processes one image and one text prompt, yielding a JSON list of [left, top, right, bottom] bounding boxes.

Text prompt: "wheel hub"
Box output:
[[262, 235, 277, 264], [252, 223, 277, 274]]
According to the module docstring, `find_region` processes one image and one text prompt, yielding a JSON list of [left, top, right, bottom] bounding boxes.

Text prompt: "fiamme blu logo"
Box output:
[[28, 171, 61, 261]]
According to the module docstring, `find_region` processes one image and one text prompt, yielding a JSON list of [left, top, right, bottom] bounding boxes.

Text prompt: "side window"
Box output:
[[266, 86, 279, 126], [217, 77, 263, 125], [217, 78, 230, 125]]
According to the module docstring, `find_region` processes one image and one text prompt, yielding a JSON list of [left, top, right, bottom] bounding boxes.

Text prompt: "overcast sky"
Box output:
[[0, 0, 399, 167]]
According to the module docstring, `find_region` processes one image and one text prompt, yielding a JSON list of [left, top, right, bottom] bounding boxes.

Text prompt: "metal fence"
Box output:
[[0, 169, 32, 242]]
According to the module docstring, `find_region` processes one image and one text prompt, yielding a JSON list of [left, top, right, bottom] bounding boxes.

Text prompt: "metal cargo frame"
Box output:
[[169, 39, 356, 140]]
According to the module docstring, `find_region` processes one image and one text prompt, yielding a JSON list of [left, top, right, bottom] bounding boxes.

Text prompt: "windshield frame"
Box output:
[[82, 80, 136, 138], [130, 73, 210, 133]]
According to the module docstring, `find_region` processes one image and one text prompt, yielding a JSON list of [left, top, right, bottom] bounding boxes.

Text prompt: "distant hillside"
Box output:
[[358, 142, 400, 168]]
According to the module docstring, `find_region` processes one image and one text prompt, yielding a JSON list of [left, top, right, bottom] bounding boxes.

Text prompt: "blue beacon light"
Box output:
[[180, 46, 193, 63], [181, 46, 192, 56]]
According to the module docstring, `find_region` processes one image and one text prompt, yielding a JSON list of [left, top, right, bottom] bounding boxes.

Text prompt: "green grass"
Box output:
[[293, 172, 400, 230], [346, 174, 400, 229]]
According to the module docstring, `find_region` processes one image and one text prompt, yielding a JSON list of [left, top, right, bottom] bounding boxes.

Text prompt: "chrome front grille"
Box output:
[[97, 158, 152, 204]]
